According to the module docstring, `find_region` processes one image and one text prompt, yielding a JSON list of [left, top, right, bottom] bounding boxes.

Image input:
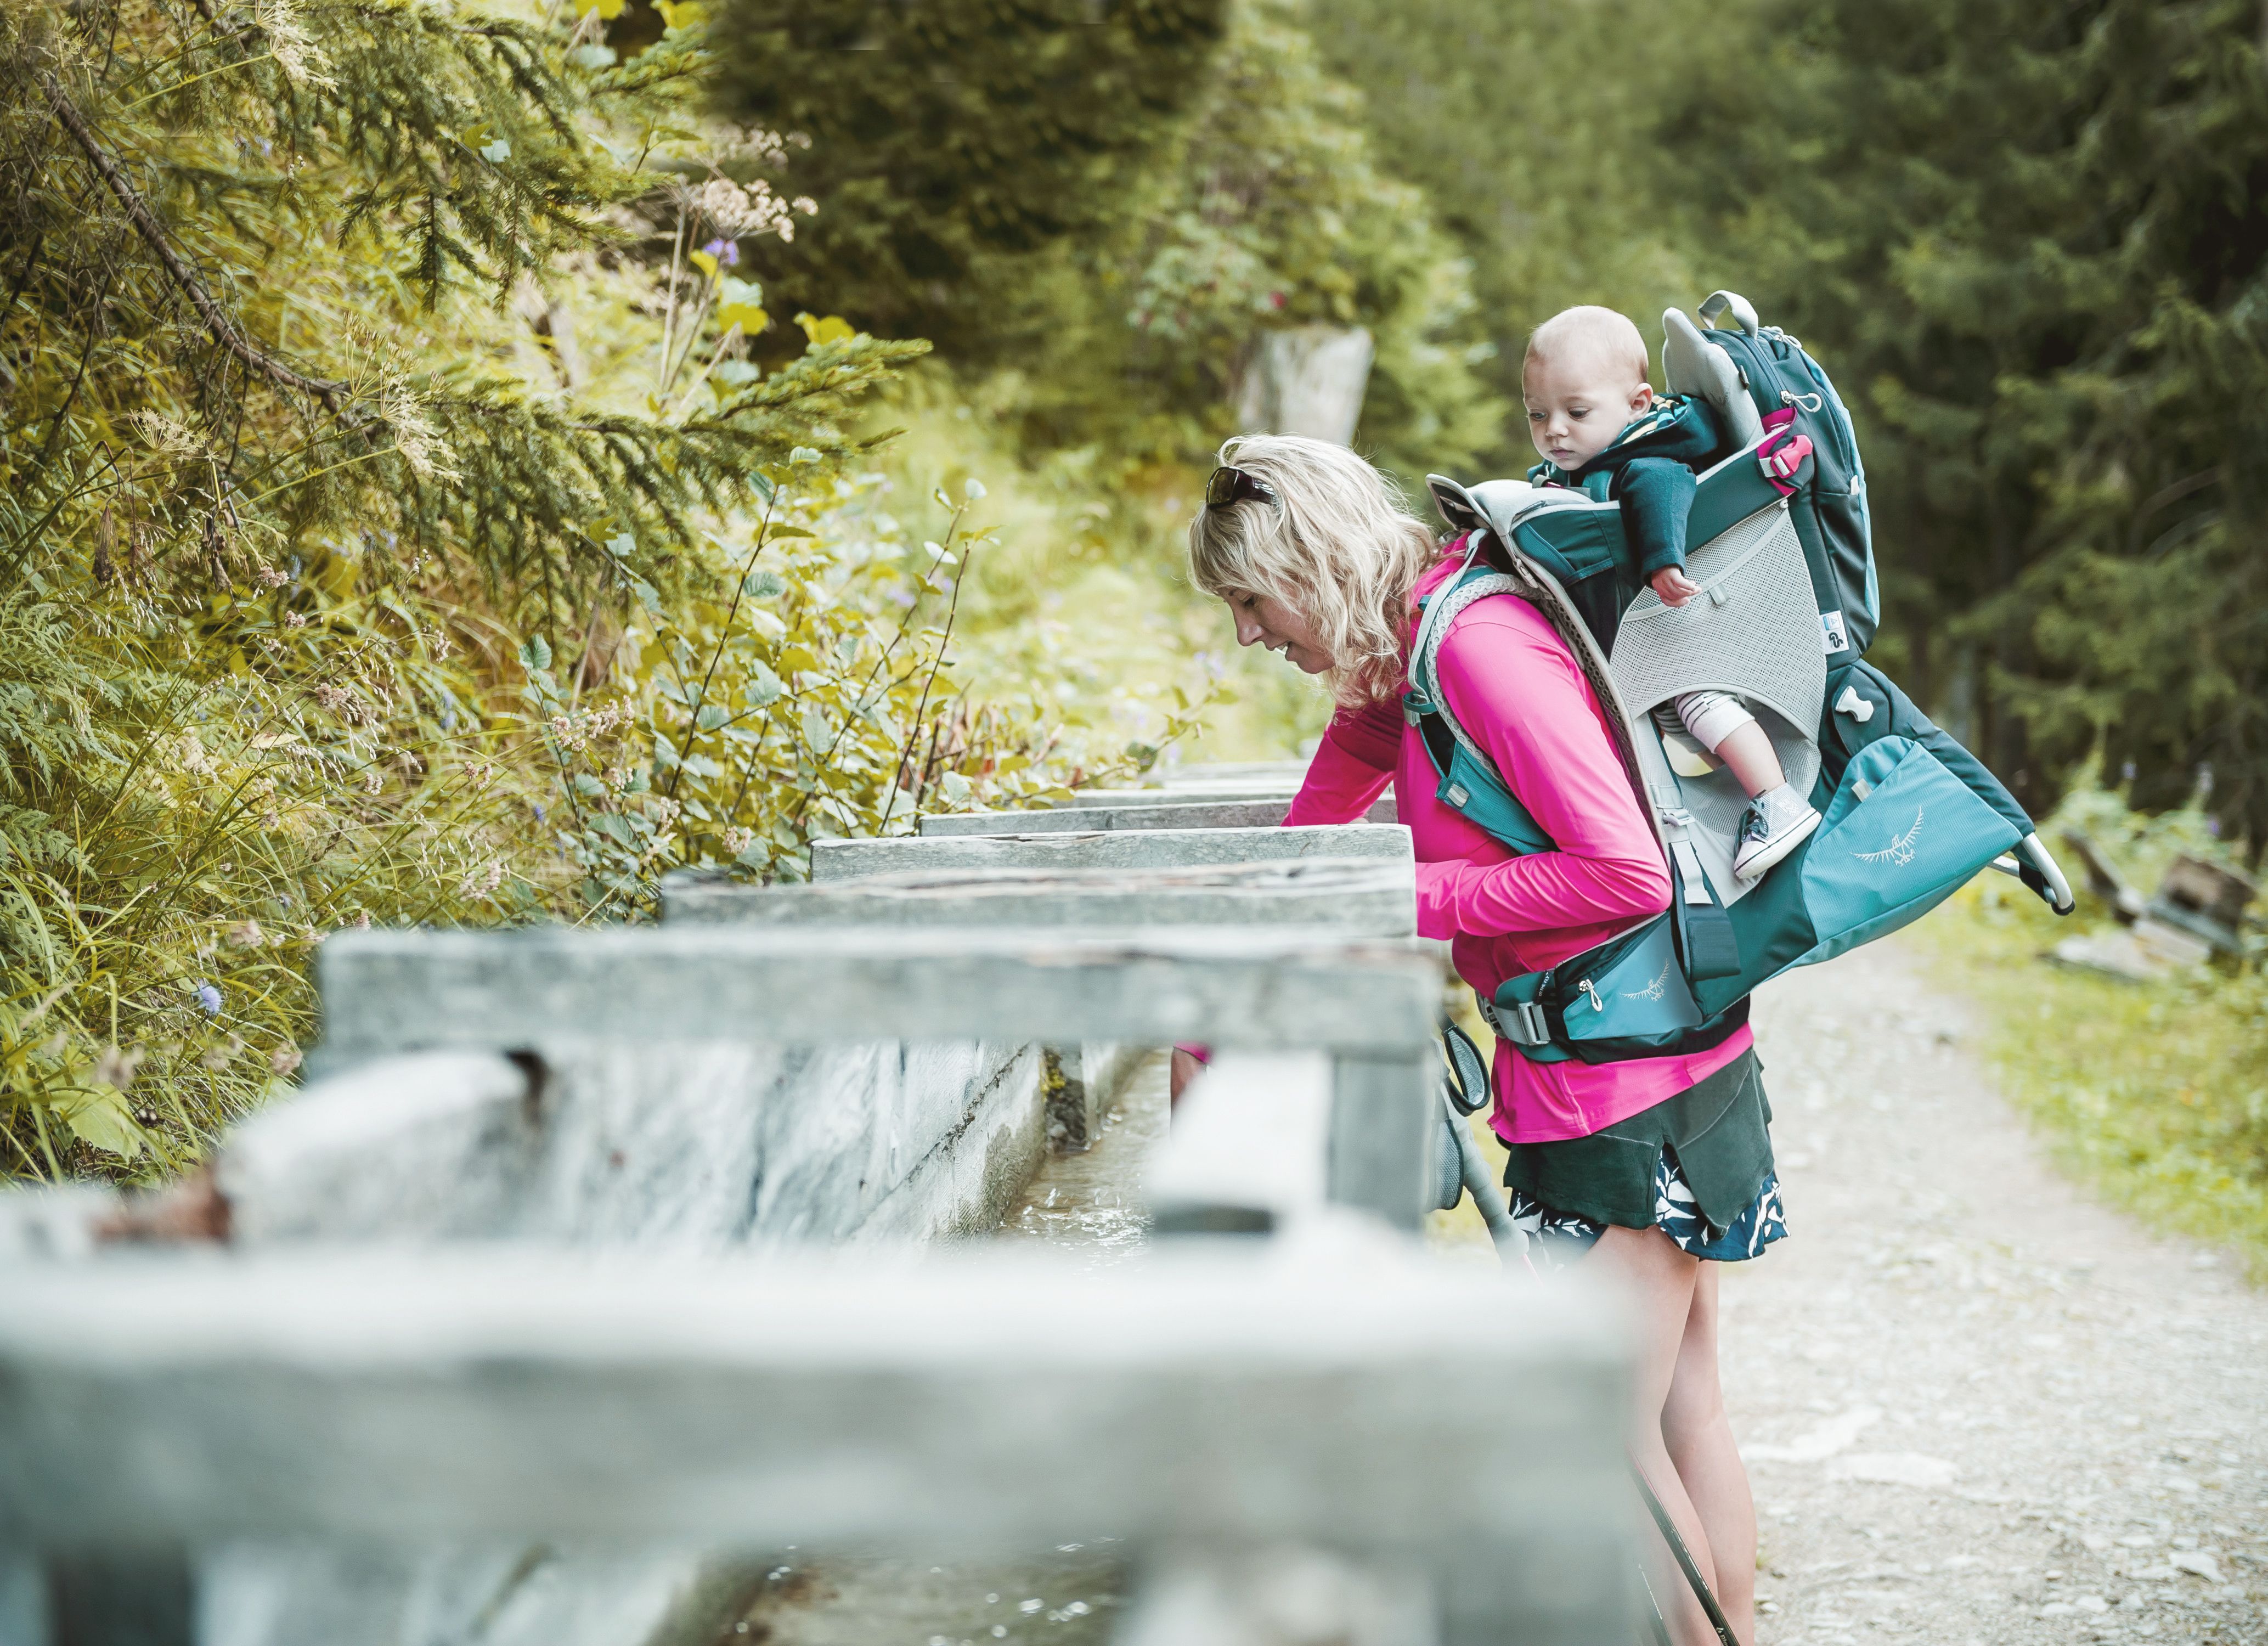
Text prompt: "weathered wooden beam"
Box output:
[[219, 1052, 537, 1243], [1329, 1051, 1441, 1232], [1156, 759, 1312, 784], [0, 1248, 1632, 1577], [314, 928, 1441, 1063], [662, 859, 1415, 935], [1052, 784, 1307, 808], [808, 823, 1411, 882], [1146, 1052, 1331, 1233], [917, 794, 1395, 837]]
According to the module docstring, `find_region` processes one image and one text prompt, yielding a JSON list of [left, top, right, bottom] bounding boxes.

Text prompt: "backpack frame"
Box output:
[[1413, 296, 2073, 1065]]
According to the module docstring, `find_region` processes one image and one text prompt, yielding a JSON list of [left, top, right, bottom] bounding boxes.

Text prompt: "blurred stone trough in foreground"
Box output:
[[0, 762, 1639, 1646]]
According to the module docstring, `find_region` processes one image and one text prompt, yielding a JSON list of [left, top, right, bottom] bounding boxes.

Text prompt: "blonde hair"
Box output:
[[1524, 305, 1650, 388], [1186, 435, 1441, 706]]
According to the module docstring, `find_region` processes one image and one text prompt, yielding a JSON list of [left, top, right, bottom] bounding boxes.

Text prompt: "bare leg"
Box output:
[[1168, 1047, 1204, 1109], [1662, 1264, 1757, 1643], [1586, 1226, 1725, 1646], [1712, 719, 1786, 800]]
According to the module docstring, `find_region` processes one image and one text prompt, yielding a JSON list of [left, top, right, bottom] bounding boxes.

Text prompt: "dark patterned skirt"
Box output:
[[1501, 1047, 1789, 1269]]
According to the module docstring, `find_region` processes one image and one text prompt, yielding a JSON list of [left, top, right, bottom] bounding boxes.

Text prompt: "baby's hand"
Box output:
[[1650, 567, 1702, 608]]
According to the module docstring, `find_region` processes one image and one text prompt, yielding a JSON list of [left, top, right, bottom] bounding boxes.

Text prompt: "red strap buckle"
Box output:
[[1756, 407, 1813, 495]]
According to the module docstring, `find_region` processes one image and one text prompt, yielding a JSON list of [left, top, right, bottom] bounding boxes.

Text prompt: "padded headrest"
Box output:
[[1662, 307, 1765, 448], [1425, 475, 1595, 544]]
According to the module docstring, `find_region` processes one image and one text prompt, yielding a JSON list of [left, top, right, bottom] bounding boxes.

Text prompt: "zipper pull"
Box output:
[[1578, 979, 1604, 1013]]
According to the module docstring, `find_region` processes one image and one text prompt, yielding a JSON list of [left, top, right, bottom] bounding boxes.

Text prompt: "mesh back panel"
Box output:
[[1609, 500, 1826, 904]]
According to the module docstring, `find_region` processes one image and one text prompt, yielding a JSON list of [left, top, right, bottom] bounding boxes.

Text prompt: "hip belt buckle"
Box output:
[[1481, 994, 1551, 1049]]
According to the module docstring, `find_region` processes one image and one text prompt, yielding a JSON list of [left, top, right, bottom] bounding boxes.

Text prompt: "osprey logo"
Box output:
[[1622, 959, 1673, 1002], [1854, 803, 1925, 868]]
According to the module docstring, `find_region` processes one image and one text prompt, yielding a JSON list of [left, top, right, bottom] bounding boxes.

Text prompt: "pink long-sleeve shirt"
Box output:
[[1289, 542, 1753, 1144]]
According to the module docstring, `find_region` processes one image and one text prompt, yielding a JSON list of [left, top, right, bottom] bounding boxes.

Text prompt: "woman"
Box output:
[[1188, 433, 1784, 1646]]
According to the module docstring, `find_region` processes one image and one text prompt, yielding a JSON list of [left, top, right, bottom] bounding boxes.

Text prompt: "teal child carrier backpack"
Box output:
[[1414, 290, 2075, 1066]]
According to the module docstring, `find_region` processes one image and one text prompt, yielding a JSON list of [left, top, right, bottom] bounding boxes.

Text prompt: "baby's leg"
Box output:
[[1675, 691, 1785, 799]]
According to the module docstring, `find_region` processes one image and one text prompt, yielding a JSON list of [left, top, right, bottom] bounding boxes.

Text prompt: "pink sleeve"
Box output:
[[1284, 695, 1398, 826], [1413, 603, 1672, 939]]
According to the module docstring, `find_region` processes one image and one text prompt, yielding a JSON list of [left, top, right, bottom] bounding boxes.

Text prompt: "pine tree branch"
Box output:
[[39, 71, 359, 418]]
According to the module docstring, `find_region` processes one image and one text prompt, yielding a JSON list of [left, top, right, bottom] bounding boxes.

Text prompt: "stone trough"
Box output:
[[0, 767, 1647, 1646]]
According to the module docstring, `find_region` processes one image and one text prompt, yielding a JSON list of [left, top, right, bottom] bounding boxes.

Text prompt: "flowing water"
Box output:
[[716, 1056, 1171, 1645]]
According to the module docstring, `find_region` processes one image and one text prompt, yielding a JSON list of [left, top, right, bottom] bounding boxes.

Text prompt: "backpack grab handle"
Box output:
[[1699, 289, 1761, 338]]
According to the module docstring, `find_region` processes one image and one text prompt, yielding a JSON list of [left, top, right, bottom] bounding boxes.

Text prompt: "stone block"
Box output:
[[808, 824, 1411, 882], [314, 928, 1443, 1062], [917, 794, 1396, 837], [0, 1244, 1631, 1559], [662, 858, 1415, 936], [1146, 1052, 1332, 1233]]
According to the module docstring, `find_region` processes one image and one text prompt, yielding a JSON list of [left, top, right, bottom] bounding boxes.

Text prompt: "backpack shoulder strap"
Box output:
[[1408, 559, 1524, 771]]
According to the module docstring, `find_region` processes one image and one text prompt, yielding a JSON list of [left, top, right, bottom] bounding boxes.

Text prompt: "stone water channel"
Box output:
[[727, 1057, 1170, 1646], [4, 763, 1640, 1646]]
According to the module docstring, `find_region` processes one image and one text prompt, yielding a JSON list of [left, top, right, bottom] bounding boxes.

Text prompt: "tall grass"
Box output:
[[1911, 790, 2268, 1278]]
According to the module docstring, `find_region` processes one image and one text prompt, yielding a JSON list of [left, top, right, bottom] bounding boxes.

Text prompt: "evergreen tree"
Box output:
[[1305, 0, 1739, 473], [1682, 0, 2268, 845], [0, 0, 919, 1177], [716, 0, 1229, 352]]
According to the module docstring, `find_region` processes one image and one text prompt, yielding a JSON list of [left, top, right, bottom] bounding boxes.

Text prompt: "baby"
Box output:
[[1522, 305, 1821, 881]]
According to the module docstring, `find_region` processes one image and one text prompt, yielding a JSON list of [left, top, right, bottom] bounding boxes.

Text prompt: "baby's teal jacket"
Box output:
[[1528, 394, 1729, 580]]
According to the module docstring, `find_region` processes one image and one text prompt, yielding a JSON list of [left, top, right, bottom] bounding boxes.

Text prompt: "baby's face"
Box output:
[[1524, 352, 1654, 473]]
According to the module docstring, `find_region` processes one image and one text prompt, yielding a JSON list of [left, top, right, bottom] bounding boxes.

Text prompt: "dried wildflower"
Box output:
[[92, 1044, 145, 1092], [377, 368, 458, 482], [253, 0, 335, 88], [255, 565, 290, 589], [721, 825, 754, 856], [695, 177, 804, 241], [456, 858, 506, 898], [130, 410, 205, 457], [270, 1045, 304, 1076], [285, 611, 307, 628], [225, 920, 264, 949]]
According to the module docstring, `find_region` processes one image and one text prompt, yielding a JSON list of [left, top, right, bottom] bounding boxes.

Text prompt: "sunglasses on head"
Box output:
[[1204, 465, 1281, 511]]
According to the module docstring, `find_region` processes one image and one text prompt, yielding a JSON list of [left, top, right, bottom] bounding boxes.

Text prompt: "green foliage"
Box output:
[[0, 0, 950, 1181], [528, 464, 1212, 910], [1306, 0, 1731, 471], [873, 375, 1318, 764], [715, 0, 1230, 351], [1673, 0, 2268, 843], [1317, 0, 2268, 848], [1915, 788, 2268, 1279], [1117, 0, 1505, 481]]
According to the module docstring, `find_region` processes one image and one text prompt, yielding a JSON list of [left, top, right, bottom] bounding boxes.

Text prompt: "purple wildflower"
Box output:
[[195, 983, 223, 1016], [703, 238, 740, 267]]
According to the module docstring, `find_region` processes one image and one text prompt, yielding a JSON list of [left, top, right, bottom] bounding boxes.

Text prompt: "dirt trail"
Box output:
[[1732, 938, 2267, 1646], [726, 951, 2268, 1646]]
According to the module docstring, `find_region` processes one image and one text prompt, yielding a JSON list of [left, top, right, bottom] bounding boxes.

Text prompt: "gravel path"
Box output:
[[1732, 937, 2268, 1646], [731, 948, 2268, 1646]]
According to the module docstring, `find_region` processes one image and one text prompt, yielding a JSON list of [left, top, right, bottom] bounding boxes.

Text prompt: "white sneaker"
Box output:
[[1733, 784, 1820, 881]]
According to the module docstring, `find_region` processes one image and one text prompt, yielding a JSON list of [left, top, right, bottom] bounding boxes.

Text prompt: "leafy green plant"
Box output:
[[526, 462, 1217, 912], [0, 0, 924, 1180]]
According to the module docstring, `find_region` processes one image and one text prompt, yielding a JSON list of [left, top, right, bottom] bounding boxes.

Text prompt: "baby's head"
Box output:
[[1522, 306, 1656, 473]]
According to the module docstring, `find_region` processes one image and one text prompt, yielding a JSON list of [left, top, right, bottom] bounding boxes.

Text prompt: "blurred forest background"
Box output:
[[3, 0, 2263, 1183]]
